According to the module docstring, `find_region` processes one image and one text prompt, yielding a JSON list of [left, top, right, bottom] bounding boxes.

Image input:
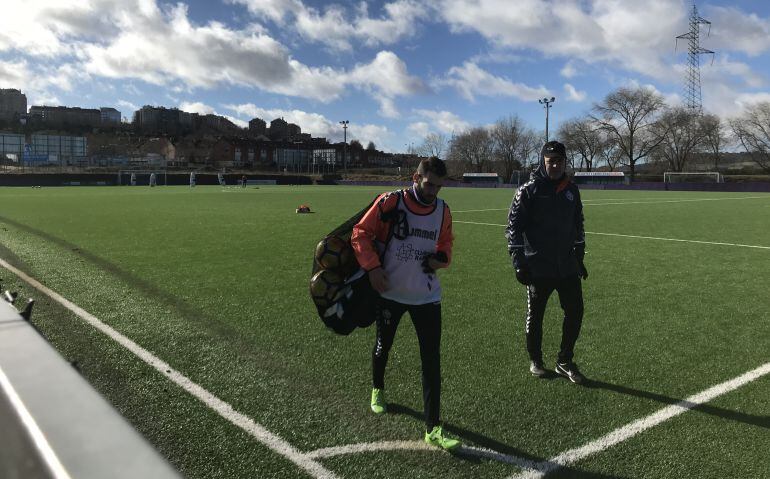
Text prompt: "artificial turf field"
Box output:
[[0, 184, 768, 479]]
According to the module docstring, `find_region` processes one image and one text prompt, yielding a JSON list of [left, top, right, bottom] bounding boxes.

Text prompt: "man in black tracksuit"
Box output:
[[505, 140, 588, 384]]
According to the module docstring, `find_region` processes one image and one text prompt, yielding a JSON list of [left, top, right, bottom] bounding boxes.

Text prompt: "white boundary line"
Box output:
[[0, 258, 340, 479], [508, 362, 770, 479], [0, 365, 73, 479], [452, 195, 770, 213], [453, 221, 770, 250]]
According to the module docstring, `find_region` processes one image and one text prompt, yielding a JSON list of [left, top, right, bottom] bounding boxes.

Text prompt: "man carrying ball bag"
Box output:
[[351, 156, 461, 451]]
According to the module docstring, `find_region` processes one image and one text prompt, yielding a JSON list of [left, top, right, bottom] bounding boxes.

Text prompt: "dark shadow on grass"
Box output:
[[586, 379, 770, 429], [387, 402, 540, 462], [386, 402, 627, 478]]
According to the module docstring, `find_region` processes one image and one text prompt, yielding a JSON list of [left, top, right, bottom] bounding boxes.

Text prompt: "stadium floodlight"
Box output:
[[538, 97, 556, 141], [339, 120, 349, 172]]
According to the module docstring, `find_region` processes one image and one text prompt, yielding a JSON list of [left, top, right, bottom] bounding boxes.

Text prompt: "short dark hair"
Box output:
[[416, 156, 447, 177]]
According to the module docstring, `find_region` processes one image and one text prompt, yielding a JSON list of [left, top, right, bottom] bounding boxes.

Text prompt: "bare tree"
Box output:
[[417, 132, 448, 158], [447, 127, 493, 173], [491, 115, 538, 182], [698, 113, 724, 171], [366, 141, 376, 151], [729, 102, 770, 172], [592, 86, 666, 178], [654, 107, 711, 172], [558, 118, 602, 172], [598, 132, 623, 172]]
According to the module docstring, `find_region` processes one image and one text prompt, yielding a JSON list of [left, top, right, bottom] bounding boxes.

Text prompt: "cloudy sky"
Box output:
[[1, 0, 769, 152]]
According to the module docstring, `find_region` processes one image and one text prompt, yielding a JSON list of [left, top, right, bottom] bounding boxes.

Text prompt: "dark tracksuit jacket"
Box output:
[[505, 154, 586, 363]]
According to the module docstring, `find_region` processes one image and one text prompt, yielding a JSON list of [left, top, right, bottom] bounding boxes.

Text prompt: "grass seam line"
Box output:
[[507, 361, 770, 479], [0, 258, 340, 479], [453, 220, 770, 250], [0, 365, 74, 479]]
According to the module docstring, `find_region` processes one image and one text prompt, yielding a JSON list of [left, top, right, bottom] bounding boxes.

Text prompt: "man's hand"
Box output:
[[578, 261, 589, 280], [515, 266, 532, 286], [368, 267, 389, 293], [422, 252, 448, 274], [510, 251, 532, 285]]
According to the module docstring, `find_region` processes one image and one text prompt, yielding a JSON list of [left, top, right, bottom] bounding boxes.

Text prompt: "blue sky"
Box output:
[[1, 0, 769, 152]]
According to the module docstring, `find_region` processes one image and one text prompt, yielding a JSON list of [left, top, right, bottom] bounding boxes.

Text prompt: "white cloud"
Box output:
[[735, 92, 770, 108], [348, 51, 426, 98], [351, 124, 392, 149], [437, 62, 549, 101], [408, 121, 431, 139], [561, 61, 578, 78], [0, 59, 28, 88], [706, 6, 770, 57], [117, 99, 139, 112], [0, 1, 423, 114], [225, 115, 248, 128], [0, 59, 80, 106], [413, 109, 471, 134], [376, 97, 400, 119], [179, 101, 216, 115], [347, 51, 426, 118], [232, 0, 428, 52], [437, 0, 685, 80], [564, 83, 587, 102]]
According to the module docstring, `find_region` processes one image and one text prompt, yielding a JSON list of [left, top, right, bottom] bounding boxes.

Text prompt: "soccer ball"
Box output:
[[314, 235, 356, 274], [310, 269, 344, 309]]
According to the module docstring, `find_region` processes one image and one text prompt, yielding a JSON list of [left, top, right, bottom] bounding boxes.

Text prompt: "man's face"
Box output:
[[413, 171, 444, 203], [544, 155, 566, 180]]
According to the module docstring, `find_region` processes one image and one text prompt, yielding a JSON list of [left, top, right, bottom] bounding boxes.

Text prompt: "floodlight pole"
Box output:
[[538, 97, 555, 141], [339, 120, 349, 173]]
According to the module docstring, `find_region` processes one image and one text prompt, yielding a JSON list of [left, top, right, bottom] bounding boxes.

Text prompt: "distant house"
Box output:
[[0, 88, 27, 123]]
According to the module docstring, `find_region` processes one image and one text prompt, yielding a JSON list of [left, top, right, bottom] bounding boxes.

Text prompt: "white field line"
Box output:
[[0, 258, 340, 479], [452, 221, 770, 250], [508, 361, 770, 479], [0, 366, 73, 479], [306, 440, 537, 470], [452, 195, 769, 213]]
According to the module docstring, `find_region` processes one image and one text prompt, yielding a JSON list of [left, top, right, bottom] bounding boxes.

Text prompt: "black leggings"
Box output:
[[525, 275, 584, 364], [372, 297, 441, 431]]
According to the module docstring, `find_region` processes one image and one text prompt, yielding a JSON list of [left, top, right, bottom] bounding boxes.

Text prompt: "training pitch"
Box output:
[[0, 185, 768, 478]]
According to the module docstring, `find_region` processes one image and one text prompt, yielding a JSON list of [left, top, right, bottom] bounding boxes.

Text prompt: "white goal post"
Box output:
[[663, 171, 723, 183]]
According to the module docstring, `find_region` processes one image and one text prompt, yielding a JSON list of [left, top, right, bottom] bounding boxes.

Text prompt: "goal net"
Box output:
[[663, 172, 723, 184]]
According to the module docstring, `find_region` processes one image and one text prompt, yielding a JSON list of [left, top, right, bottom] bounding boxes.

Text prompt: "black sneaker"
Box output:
[[555, 362, 586, 384], [529, 360, 547, 378]]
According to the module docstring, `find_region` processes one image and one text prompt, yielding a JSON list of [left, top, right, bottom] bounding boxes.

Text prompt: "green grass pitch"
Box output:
[[0, 185, 768, 479]]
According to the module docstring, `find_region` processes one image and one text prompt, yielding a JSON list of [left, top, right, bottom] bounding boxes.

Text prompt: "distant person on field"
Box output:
[[350, 156, 461, 451], [505, 140, 589, 384], [242, 175, 247, 188]]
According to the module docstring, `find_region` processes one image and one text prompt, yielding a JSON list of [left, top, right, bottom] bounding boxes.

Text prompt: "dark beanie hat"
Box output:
[[541, 140, 566, 158]]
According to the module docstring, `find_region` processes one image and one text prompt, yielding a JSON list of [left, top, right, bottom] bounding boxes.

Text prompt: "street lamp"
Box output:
[[538, 97, 555, 141], [339, 120, 349, 172]]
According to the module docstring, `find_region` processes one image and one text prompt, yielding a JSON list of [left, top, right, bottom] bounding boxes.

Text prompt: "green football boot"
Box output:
[[424, 425, 461, 452], [370, 388, 386, 414]]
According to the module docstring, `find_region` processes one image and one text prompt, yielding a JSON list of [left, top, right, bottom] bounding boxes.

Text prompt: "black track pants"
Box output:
[[525, 275, 584, 364], [372, 297, 441, 431]]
